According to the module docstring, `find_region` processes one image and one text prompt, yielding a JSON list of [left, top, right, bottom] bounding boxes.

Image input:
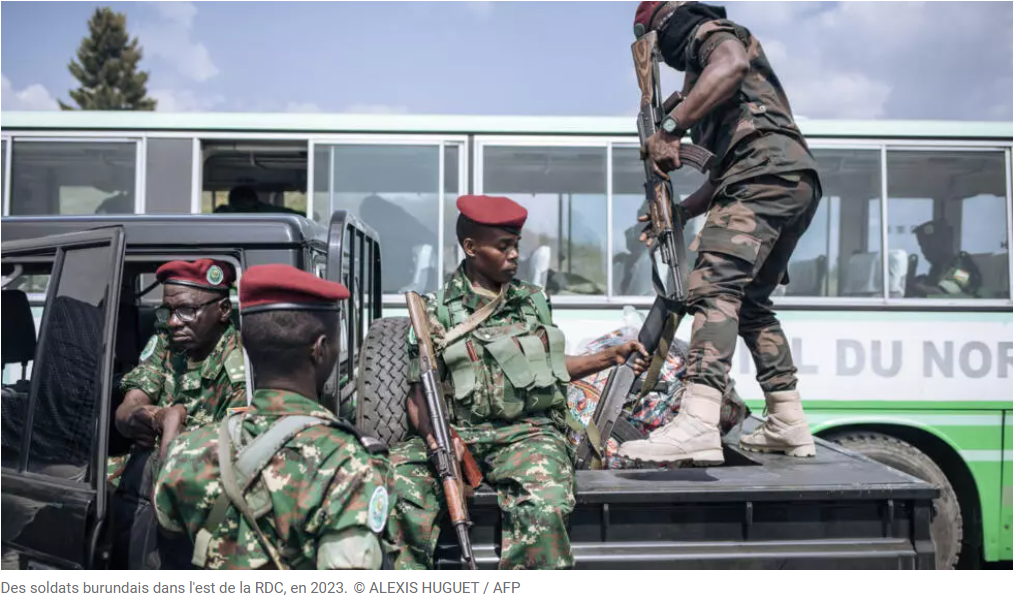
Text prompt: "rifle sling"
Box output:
[[442, 284, 508, 347]]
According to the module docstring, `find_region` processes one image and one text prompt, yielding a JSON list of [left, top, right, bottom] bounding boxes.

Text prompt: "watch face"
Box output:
[[662, 118, 676, 132]]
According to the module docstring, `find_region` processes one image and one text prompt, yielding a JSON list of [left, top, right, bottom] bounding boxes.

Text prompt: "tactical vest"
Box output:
[[191, 413, 389, 570], [435, 287, 570, 424]]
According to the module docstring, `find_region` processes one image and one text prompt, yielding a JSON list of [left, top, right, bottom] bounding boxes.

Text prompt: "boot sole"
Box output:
[[740, 442, 816, 458], [621, 449, 725, 468]]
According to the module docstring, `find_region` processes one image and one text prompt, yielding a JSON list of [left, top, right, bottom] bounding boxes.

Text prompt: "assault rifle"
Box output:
[[575, 30, 715, 470], [405, 291, 483, 570]]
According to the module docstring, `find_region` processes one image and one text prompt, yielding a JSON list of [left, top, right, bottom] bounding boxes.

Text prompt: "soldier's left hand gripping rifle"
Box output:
[[405, 291, 484, 570], [576, 29, 715, 470]]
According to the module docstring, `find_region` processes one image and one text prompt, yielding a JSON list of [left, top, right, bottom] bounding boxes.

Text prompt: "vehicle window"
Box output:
[[9, 140, 137, 216], [26, 244, 116, 481], [887, 150, 1009, 299], [441, 144, 462, 282], [144, 138, 193, 214], [1, 139, 7, 206], [314, 144, 441, 295], [779, 148, 885, 298], [483, 145, 608, 296], [612, 145, 706, 297], [1, 263, 51, 471]]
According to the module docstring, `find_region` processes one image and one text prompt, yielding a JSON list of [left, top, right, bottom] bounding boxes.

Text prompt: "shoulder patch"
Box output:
[[140, 335, 158, 362], [367, 486, 389, 534], [224, 350, 246, 384]]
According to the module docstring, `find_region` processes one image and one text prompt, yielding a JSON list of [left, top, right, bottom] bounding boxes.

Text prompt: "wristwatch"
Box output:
[[661, 115, 685, 137]]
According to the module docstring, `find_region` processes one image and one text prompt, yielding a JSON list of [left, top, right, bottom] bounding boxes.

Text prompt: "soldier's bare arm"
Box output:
[[566, 340, 650, 381], [668, 37, 749, 130]]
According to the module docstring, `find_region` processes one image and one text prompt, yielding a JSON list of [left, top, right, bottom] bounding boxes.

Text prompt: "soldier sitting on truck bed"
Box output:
[[108, 258, 247, 569], [387, 194, 649, 570]]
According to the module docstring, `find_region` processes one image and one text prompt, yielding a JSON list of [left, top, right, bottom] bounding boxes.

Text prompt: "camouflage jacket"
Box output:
[[122, 323, 247, 429], [918, 252, 983, 298], [406, 263, 571, 428], [154, 389, 394, 570], [679, 19, 822, 195]]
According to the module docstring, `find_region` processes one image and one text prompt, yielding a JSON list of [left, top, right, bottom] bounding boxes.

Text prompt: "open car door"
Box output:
[[1, 227, 126, 569]]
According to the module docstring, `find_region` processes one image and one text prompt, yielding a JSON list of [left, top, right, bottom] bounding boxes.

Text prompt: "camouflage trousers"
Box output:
[[684, 171, 821, 395], [387, 418, 575, 570]]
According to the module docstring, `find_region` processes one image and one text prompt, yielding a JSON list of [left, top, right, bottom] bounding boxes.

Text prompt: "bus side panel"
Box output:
[[809, 412, 1004, 563], [1001, 412, 1013, 560]]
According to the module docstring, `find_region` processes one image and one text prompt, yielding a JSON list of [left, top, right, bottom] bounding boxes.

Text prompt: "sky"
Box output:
[[2, 1, 1012, 120]]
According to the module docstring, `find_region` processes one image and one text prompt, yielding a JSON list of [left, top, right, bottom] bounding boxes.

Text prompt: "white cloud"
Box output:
[[285, 101, 322, 113], [344, 104, 409, 115], [1, 74, 59, 111], [150, 88, 224, 112], [138, 1, 218, 82], [463, 2, 494, 19]]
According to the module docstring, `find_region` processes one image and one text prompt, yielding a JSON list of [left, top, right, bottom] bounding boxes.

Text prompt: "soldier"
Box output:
[[619, 2, 823, 465], [154, 264, 395, 570], [109, 258, 246, 569], [387, 195, 648, 570], [909, 219, 982, 298]]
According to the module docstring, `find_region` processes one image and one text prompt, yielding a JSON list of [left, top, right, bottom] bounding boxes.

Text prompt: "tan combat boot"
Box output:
[[616, 382, 725, 467], [739, 389, 816, 457]]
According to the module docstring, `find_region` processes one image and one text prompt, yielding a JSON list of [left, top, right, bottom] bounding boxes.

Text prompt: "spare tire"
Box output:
[[355, 317, 411, 447]]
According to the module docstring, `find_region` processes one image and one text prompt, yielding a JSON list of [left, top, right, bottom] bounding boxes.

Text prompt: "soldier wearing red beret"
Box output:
[[622, 2, 822, 465], [387, 195, 649, 570], [154, 265, 395, 570], [108, 258, 246, 569]]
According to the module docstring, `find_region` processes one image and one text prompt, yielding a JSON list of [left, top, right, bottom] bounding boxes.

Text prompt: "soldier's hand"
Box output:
[[641, 130, 682, 178], [612, 341, 650, 375], [125, 405, 161, 447], [638, 213, 657, 249]]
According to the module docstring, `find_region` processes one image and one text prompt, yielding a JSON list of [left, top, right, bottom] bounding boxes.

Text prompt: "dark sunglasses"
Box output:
[[155, 297, 225, 324]]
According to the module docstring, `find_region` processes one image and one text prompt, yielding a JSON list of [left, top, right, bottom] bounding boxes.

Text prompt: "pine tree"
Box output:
[[60, 7, 156, 111]]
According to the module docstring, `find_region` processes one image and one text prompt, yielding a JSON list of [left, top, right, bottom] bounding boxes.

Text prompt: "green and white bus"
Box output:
[[2, 111, 1011, 567]]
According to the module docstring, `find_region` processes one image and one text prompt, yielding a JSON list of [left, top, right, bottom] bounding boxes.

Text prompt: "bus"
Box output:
[[2, 111, 1011, 568]]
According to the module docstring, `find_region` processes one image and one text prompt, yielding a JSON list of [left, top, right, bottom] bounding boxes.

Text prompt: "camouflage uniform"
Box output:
[[387, 264, 576, 570], [108, 324, 247, 487], [154, 389, 394, 570], [915, 252, 982, 298], [676, 19, 823, 396]]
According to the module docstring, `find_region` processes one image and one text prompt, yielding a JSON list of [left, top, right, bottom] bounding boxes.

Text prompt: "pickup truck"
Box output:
[[1, 213, 938, 570]]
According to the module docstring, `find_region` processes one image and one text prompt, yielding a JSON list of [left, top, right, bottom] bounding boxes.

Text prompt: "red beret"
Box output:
[[456, 195, 527, 234], [156, 258, 235, 292], [239, 264, 349, 315], [633, 2, 686, 38]]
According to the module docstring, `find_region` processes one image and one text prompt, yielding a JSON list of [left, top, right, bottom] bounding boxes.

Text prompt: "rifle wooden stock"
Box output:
[[405, 291, 478, 570]]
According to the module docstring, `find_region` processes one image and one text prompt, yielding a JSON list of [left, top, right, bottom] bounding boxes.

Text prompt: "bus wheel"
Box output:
[[356, 317, 411, 447], [824, 431, 962, 570]]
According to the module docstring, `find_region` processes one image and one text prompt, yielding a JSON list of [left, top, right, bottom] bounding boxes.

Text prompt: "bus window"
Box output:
[[9, 140, 137, 216], [201, 140, 308, 217], [887, 150, 1009, 300], [482, 145, 607, 296], [612, 145, 705, 297], [441, 144, 462, 282], [315, 144, 441, 295], [2, 139, 7, 210], [145, 138, 193, 214], [792, 148, 883, 298]]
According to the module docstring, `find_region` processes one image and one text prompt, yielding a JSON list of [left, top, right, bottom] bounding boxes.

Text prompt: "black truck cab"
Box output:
[[0, 212, 380, 570]]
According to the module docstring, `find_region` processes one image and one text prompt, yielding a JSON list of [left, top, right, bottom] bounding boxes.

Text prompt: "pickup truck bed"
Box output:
[[435, 417, 938, 569]]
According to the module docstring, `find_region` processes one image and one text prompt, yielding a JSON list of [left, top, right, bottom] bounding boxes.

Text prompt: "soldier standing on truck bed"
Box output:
[[618, 2, 824, 465], [108, 258, 247, 569], [387, 195, 649, 570], [154, 264, 396, 570]]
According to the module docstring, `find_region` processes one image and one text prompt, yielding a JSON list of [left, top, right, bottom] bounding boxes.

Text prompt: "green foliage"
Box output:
[[60, 7, 156, 111]]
